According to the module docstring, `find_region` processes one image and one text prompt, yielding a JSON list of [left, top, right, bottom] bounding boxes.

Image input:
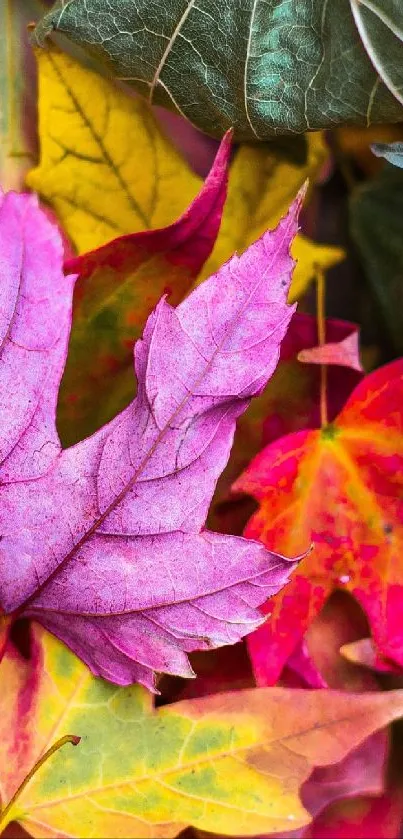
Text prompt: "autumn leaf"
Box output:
[[3, 625, 403, 839], [57, 132, 231, 445], [179, 596, 389, 836], [34, 0, 403, 138], [209, 314, 361, 535], [234, 359, 403, 684], [298, 332, 363, 372], [0, 0, 40, 189], [341, 637, 403, 675], [26, 45, 201, 253], [27, 45, 343, 305], [25, 45, 342, 455], [199, 134, 345, 303], [0, 187, 307, 689], [303, 792, 403, 839], [277, 593, 390, 839]]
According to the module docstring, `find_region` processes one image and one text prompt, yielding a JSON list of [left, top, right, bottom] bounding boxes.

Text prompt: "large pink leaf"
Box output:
[[0, 190, 302, 689]]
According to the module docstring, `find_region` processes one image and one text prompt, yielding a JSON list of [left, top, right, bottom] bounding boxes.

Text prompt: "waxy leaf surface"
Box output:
[[27, 45, 201, 253], [0, 190, 303, 689], [35, 0, 403, 139], [58, 132, 231, 445], [235, 360, 403, 684], [2, 625, 403, 839]]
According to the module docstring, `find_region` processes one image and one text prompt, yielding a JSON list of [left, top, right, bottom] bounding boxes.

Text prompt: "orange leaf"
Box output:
[[235, 359, 403, 685]]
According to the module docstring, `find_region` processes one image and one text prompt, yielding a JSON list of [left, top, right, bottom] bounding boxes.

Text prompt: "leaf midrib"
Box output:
[[25, 208, 295, 611], [23, 699, 399, 814], [46, 50, 151, 229]]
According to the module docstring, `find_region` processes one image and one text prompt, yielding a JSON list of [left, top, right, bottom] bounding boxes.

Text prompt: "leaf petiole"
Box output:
[[0, 734, 80, 826], [315, 265, 329, 429]]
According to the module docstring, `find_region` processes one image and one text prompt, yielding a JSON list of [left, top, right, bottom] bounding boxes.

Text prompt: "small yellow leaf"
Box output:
[[290, 235, 345, 303], [200, 136, 344, 300], [26, 46, 200, 253]]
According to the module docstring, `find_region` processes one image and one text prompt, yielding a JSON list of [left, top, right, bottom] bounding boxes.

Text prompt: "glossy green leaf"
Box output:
[[35, 0, 403, 141]]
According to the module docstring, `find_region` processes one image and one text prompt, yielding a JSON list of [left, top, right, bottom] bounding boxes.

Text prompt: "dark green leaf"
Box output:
[[350, 163, 403, 355], [35, 0, 403, 141], [371, 141, 403, 168], [350, 0, 403, 105]]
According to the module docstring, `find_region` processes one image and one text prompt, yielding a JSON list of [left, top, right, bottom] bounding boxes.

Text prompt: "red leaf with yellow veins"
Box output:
[[235, 360, 403, 685]]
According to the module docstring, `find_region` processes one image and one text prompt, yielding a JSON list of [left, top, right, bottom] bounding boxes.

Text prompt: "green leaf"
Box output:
[[350, 162, 403, 354], [372, 141, 403, 168], [34, 0, 403, 141], [350, 0, 403, 105], [0, 0, 42, 188]]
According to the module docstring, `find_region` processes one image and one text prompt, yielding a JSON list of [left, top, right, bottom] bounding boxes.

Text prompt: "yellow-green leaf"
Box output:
[[2, 625, 403, 838], [28, 46, 342, 304], [57, 134, 230, 445], [0, 0, 40, 190], [26, 46, 200, 253], [200, 136, 345, 301]]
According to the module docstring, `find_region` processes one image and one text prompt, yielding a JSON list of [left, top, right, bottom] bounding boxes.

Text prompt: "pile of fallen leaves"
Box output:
[[1, 2, 403, 837]]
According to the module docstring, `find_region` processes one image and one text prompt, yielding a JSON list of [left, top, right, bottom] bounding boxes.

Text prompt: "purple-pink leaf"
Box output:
[[0, 189, 302, 690], [297, 329, 363, 372]]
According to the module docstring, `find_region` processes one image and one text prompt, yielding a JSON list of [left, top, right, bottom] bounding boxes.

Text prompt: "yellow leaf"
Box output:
[[200, 136, 345, 301], [290, 235, 345, 303], [28, 47, 342, 303], [2, 626, 403, 838], [26, 46, 200, 253]]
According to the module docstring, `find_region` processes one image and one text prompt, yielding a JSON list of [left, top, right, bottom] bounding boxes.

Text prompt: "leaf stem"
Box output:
[[0, 735, 80, 826], [316, 266, 328, 428]]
